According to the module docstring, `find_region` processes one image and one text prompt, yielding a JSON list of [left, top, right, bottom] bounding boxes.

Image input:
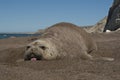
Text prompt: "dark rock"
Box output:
[[104, 0, 120, 32]]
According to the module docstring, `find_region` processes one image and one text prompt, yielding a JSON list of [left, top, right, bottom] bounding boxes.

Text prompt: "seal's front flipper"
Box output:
[[80, 51, 94, 60]]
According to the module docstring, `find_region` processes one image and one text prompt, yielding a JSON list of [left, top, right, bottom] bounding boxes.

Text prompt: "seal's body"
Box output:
[[24, 22, 114, 61]]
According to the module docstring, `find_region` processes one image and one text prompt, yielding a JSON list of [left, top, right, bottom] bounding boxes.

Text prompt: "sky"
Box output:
[[0, 0, 113, 32]]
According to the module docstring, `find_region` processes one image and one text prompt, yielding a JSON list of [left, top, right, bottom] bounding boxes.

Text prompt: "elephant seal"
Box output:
[[24, 22, 114, 61]]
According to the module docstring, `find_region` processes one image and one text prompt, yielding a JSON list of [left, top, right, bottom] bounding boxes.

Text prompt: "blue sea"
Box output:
[[0, 33, 40, 39]]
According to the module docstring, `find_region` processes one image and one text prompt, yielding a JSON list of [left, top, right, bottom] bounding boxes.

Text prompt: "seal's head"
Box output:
[[24, 40, 58, 61]]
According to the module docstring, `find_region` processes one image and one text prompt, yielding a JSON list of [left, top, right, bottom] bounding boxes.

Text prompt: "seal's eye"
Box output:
[[26, 46, 31, 50], [39, 46, 46, 50]]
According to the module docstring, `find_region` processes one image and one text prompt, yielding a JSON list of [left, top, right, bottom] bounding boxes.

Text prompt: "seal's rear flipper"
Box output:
[[100, 57, 114, 61], [93, 57, 114, 61], [81, 51, 114, 61]]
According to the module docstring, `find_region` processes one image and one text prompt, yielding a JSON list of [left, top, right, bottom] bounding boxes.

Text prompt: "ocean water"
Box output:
[[0, 33, 40, 39]]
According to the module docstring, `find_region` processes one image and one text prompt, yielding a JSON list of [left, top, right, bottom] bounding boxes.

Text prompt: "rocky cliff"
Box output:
[[104, 0, 120, 32]]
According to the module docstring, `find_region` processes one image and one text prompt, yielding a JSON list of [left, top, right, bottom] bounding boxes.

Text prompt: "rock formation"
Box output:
[[83, 17, 107, 33], [104, 0, 120, 32]]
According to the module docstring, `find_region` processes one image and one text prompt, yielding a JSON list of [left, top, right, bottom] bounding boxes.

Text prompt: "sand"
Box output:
[[0, 32, 120, 80]]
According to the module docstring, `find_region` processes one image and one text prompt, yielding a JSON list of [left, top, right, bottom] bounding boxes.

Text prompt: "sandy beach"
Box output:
[[0, 32, 120, 80]]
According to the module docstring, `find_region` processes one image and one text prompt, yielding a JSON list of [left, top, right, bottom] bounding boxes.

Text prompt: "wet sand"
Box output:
[[0, 32, 120, 80]]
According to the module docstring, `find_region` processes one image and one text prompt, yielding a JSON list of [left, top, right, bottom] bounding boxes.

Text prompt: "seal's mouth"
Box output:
[[30, 57, 40, 61], [24, 53, 42, 61]]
